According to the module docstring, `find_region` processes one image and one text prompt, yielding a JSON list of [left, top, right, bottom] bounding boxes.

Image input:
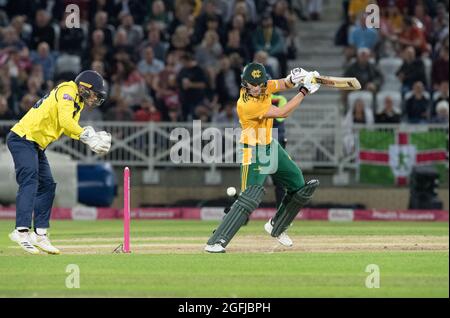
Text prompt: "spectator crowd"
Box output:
[[0, 0, 312, 133], [0, 0, 447, 145], [337, 0, 449, 125]]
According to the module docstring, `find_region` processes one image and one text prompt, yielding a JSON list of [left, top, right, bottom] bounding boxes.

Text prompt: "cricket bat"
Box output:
[[310, 75, 361, 90]]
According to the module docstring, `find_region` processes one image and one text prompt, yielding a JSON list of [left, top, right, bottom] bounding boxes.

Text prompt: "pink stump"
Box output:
[[123, 167, 131, 253]]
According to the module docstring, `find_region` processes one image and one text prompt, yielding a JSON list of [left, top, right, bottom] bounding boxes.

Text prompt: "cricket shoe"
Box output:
[[264, 219, 293, 247], [204, 243, 226, 253], [29, 232, 60, 255], [9, 230, 40, 254]]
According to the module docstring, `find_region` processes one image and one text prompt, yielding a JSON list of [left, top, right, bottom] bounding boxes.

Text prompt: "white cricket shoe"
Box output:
[[9, 230, 40, 254], [29, 232, 60, 255], [264, 219, 293, 247], [204, 243, 226, 253]]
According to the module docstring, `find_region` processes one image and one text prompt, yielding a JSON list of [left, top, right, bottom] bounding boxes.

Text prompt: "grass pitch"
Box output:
[[0, 220, 448, 297]]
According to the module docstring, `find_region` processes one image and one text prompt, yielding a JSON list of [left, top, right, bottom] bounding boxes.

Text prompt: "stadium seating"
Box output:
[[55, 54, 82, 77], [347, 90, 374, 113], [378, 57, 403, 92], [376, 91, 402, 114]]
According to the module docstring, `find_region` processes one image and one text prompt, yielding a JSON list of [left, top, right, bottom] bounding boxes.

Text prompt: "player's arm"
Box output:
[[55, 86, 110, 154], [55, 86, 84, 139], [273, 78, 295, 92], [273, 68, 310, 92], [263, 89, 307, 118], [264, 72, 321, 119]]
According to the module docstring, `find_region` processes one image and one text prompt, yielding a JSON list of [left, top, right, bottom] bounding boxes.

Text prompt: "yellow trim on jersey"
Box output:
[[241, 165, 249, 192], [241, 147, 253, 165]]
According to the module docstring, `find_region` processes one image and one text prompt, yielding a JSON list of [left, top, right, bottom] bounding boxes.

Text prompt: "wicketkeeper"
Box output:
[[7, 70, 111, 254], [205, 63, 320, 253]]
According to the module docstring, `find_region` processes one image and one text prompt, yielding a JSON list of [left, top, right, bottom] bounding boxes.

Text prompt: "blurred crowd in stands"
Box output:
[[0, 0, 448, 137], [338, 0, 449, 125], [0, 0, 320, 129]]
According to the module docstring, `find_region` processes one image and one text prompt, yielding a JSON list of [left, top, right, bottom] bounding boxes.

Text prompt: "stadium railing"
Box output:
[[0, 119, 448, 178]]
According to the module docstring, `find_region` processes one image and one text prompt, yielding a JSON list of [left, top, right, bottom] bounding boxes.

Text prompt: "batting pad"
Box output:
[[207, 185, 265, 247]]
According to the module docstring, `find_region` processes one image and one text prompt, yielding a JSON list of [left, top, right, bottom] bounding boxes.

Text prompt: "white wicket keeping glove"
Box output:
[[286, 67, 309, 86], [80, 126, 95, 140], [80, 127, 110, 154], [96, 131, 112, 153]]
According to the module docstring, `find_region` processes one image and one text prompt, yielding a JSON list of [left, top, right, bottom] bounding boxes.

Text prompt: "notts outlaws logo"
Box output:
[[251, 70, 262, 78]]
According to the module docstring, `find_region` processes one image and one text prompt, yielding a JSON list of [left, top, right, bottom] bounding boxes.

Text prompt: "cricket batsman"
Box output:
[[7, 70, 111, 254], [205, 63, 320, 253]]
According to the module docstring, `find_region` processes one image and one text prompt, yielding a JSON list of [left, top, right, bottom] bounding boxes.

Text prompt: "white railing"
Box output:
[[0, 119, 448, 174], [0, 120, 242, 168], [285, 104, 342, 169]]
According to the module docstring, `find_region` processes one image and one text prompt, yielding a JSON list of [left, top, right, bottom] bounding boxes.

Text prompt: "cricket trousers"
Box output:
[[6, 131, 56, 229], [240, 139, 305, 195]]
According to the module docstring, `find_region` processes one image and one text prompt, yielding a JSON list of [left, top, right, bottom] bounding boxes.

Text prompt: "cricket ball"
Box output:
[[226, 187, 237, 197]]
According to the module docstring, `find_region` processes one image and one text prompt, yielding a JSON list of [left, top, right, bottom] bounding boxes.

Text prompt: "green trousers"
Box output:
[[240, 139, 305, 196]]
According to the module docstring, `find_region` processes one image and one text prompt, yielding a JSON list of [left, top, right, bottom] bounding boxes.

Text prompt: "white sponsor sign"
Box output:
[[71, 206, 98, 220], [0, 209, 16, 218], [372, 210, 398, 220], [201, 207, 226, 221], [251, 209, 276, 219], [137, 210, 177, 218], [328, 209, 354, 222], [398, 212, 435, 221]]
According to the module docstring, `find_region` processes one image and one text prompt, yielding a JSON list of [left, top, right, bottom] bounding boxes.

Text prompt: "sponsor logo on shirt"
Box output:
[[63, 94, 74, 101]]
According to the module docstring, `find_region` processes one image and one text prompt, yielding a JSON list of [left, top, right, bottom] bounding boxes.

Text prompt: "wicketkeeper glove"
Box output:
[[80, 126, 111, 155], [96, 131, 112, 153]]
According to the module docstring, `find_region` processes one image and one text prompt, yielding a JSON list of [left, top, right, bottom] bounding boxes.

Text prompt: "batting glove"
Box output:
[[301, 71, 321, 95], [286, 67, 309, 87]]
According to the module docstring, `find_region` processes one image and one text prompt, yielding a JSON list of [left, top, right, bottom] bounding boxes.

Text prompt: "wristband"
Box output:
[[299, 86, 308, 96]]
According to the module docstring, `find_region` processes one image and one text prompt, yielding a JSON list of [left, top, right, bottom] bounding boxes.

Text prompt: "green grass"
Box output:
[[1, 220, 447, 238], [0, 220, 448, 297]]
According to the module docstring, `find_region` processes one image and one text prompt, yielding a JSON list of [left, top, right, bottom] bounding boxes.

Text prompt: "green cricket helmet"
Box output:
[[241, 62, 268, 89]]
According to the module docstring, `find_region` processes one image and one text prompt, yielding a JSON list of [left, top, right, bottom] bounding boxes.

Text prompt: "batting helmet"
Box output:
[[241, 62, 268, 87], [75, 70, 107, 107]]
